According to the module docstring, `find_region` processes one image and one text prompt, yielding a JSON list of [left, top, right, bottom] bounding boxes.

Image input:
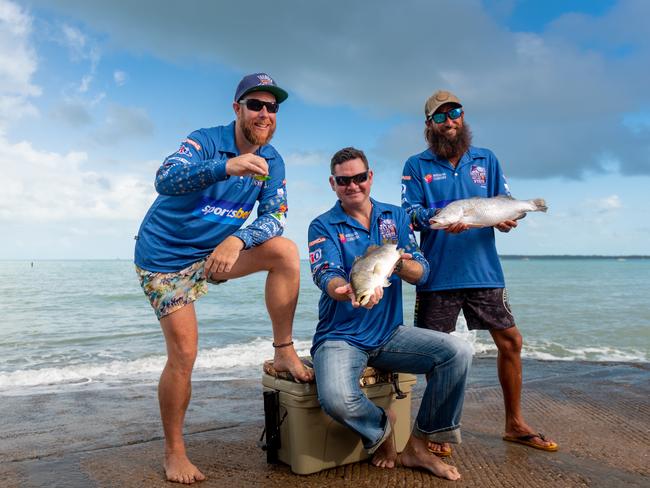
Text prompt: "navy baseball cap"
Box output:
[[234, 73, 288, 104]]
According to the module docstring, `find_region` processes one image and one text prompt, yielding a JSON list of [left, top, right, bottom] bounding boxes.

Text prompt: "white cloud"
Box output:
[[0, 0, 41, 127], [588, 194, 623, 211], [60, 23, 101, 94], [61, 23, 86, 57], [113, 70, 127, 86], [0, 133, 156, 222], [79, 74, 92, 93], [27, 0, 650, 178]]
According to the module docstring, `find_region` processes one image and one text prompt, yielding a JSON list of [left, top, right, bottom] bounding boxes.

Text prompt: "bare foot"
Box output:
[[164, 452, 206, 484], [426, 441, 452, 457], [372, 409, 397, 468], [273, 346, 314, 382], [400, 436, 461, 481]]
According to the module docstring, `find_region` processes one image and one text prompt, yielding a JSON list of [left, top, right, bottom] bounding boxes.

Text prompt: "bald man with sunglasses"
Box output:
[[134, 72, 313, 484], [401, 90, 558, 456]]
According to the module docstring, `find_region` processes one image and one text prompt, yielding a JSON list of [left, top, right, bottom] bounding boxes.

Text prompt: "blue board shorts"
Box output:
[[135, 259, 226, 320], [414, 288, 516, 333]]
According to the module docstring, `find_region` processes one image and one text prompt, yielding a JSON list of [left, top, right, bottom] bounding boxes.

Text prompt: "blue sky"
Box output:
[[1, 0, 649, 259]]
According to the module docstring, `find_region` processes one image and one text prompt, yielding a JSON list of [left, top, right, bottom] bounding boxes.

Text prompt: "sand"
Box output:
[[1, 358, 648, 488]]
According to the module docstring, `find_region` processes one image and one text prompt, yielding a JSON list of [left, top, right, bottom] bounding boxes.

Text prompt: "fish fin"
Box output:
[[364, 245, 380, 256], [514, 213, 527, 221], [383, 279, 391, 287], [494, 195, 515, 200], [358, 292, 371, 306], [531, 198, 548, 212], [373, 263, 383, 274]]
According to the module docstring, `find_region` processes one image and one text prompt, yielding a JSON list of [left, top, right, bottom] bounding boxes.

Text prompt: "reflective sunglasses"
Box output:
[[239, 98, 279, 113], [333, 171, 369, 186], [429, 107, 463, 124]]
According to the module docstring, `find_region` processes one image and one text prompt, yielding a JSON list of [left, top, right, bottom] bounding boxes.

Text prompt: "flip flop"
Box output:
[[502, 432, 558, 452], [426, 441, 452, 457]]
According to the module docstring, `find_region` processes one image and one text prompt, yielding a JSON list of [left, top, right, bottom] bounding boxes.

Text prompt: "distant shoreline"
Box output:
[[500, 254, 650, 260], [3, 255, 649, 261]]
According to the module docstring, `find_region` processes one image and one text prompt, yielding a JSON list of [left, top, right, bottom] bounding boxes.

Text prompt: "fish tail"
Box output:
[[531, 198, 548, 212]]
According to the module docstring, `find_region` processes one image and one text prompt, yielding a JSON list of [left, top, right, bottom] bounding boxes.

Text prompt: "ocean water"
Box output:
[[0, 258, 648, 395]]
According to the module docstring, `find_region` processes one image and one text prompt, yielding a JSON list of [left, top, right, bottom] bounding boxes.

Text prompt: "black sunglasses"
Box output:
[[239, 98, 279, 113], [333, 171, 369, 186], [429, 107, 463, 124]]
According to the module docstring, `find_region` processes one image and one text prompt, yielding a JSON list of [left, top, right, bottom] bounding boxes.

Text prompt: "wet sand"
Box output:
[[1, 358, 648, 487]]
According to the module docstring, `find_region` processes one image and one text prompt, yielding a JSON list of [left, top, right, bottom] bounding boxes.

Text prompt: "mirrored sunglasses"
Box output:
[[333, 171, 369, 186], [239, 98, 279, 113], [429, 107, 463, 124]]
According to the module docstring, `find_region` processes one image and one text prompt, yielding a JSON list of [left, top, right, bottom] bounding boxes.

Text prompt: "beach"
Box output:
[[2, 357, 648, 488]]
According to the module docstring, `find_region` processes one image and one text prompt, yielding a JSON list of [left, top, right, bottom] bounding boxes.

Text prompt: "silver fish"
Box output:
[[349, 243, 403, 306], [429, 196, 548, 229]]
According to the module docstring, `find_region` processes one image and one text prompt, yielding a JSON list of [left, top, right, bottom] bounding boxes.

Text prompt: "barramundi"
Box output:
[[429, 196, 547, 229], [349, 243, 403, 306]]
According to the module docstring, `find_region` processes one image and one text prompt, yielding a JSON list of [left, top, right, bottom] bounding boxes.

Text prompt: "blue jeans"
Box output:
[[313, 326, 472, 452]]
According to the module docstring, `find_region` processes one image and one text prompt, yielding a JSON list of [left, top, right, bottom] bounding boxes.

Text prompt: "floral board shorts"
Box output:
[[414, 288, 516, 333], [135, 260, 226, 320]]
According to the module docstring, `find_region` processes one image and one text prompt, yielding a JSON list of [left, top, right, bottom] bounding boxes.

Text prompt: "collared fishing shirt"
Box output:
[[308, 198, 429, 356], [135, 121, 287, 272], [401, 146, 510, 291]]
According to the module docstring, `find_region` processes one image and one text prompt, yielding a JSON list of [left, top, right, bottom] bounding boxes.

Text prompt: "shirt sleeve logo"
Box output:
[[308, 237, 326, 247], [177, 144, 193, 157], [183, 138, 201, 151], [309, 249, 322, 264]]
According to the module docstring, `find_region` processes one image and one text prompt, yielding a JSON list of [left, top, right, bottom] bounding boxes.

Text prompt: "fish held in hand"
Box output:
[[429, 196, 547, 229], [349, 243, 403, 306]]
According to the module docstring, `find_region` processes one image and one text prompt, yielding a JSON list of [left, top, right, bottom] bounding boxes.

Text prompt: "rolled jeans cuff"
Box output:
[[366, 410, 392, 454], [412, 422, 462, 444]]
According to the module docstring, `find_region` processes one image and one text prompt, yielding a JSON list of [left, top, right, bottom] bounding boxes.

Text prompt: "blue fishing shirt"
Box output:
[[134, 121, 288, 272], [308, 199, 429, 356], [401, 146, 511, 291]]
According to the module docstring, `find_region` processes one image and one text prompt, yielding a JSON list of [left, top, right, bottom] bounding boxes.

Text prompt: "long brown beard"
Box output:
[[241, 118, 275, 146], [425, 122, 472, 160]]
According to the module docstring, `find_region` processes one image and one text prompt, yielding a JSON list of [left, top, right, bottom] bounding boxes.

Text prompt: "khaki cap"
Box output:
[[424, 90, 462, 118]]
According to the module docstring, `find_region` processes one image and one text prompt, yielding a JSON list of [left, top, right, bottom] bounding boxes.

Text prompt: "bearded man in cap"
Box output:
[[400, 90, 557, 456], [134, 72, 313, 484]]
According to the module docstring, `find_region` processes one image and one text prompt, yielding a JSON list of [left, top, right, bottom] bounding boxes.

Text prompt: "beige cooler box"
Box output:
[[261, 364, 417, 475]]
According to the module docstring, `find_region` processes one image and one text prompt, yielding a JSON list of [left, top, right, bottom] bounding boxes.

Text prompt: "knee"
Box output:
[[167, 343, 198, 374], [497, 329, 523, 356], [318, 388, 362, 422], [455, 340, 474, 366], [262, 237, 299, 268]]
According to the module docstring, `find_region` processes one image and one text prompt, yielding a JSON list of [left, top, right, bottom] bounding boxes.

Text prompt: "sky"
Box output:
[[1, 0, 649, 259]]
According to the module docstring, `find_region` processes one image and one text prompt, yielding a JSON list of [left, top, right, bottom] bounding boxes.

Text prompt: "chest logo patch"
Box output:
[[470, 165, 486, 185], [379, 218, 397, 242]]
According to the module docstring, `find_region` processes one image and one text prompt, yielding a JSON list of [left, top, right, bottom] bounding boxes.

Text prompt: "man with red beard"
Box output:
[[134, 73, 313, 484], [401, 90, 558, 456]]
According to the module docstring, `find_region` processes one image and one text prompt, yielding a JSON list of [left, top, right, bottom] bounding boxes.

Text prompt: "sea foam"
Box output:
[[0, 337, 312, 393]]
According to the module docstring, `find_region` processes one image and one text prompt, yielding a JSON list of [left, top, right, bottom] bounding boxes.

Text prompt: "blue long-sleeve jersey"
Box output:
[[401, 146, 511, 291], [308, 199, 429, 356], [134, 121, 288, 272]]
